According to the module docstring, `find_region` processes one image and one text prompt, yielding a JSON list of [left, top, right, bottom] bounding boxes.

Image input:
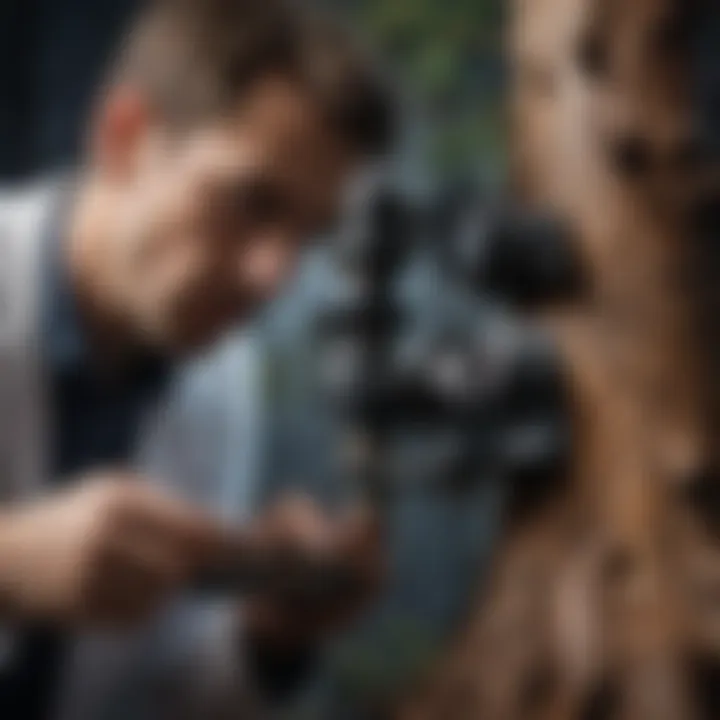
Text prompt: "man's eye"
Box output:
[[241, 181, 285, 226]]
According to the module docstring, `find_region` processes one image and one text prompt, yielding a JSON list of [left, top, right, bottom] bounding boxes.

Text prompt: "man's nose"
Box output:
[[239, 234, 299, 301]]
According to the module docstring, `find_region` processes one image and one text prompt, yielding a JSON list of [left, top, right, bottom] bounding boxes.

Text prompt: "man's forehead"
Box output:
[[232, 75, 324, 129], [191, 128, 353, 201], [177, 90, 351, 177], [226, 76, 353, 167]]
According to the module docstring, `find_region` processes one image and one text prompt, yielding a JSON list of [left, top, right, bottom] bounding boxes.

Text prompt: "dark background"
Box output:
[[0, 0, 139, 179]]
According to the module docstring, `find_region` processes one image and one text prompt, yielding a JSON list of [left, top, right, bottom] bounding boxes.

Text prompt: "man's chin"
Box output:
[[165, 313, 251, 357], [171, 325, 228, 356]]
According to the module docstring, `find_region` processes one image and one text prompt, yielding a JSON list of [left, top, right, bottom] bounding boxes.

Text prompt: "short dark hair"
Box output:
[[114, 0, 395, 155]]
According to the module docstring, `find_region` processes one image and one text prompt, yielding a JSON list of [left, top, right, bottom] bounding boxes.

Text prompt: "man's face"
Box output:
[[97, 77, 356, 353]]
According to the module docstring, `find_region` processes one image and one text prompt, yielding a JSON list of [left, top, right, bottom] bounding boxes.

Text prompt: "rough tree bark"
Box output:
[[397, 1, 720, 718]]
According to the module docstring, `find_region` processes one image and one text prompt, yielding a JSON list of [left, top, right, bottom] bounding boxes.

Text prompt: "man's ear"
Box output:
[[90, 85, 153, 179]]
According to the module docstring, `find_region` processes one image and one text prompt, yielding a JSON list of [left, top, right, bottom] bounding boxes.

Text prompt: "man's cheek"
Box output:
[[167, 296, 232, 350], [243, 242, 298, 303]]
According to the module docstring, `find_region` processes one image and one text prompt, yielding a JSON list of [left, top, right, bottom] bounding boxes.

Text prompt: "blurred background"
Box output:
[[0, 0, 506, 716]]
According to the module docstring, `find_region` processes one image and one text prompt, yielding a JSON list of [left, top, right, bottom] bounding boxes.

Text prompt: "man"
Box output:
[[0, 0, 394, 717]]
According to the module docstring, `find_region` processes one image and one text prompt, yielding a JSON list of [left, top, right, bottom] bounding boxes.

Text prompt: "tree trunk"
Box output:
[[397, 1, 720, 718]]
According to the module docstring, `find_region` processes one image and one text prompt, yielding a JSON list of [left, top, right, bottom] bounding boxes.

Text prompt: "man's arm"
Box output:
[[0, 475, 231, 625], [174, 495, 382, 718]]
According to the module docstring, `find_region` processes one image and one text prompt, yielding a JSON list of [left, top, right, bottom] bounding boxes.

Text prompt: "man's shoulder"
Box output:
[[0, 175, 64, 280], [0, 176, 60, 348], [0, 176, 59, 239]]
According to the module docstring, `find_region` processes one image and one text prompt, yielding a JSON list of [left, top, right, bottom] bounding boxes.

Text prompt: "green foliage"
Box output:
[[331, 615, 442, 702], [345, 0, 506, 177]]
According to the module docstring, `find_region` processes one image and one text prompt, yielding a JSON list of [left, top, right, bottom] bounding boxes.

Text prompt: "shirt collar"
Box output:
[[43, 180, 90, 376]]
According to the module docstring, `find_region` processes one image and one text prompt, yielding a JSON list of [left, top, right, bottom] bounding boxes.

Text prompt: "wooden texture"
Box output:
[[396, 1, 720, 718]]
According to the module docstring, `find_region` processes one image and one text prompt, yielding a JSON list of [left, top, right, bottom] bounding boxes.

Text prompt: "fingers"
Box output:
[[118, 483, 236, 566], [244, 495, 386, 644], [336, 505, 385, 596], [79, 524, 194, 628], [335, 504, 381, 555], [85, 558, 170, 628], [79, 481, 240, 626], [106, 531, 190, 589], [249, 495, 384, 583], [83, 486, 385, 632], [252, 494, 335, 557]]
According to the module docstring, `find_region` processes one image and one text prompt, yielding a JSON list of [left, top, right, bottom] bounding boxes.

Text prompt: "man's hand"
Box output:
[[0, 474, 229, 627], [243, 495, 384, 650]]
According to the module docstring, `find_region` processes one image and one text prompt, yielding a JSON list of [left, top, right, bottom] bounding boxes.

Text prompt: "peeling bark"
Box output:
[[396, 1, 720, 718]]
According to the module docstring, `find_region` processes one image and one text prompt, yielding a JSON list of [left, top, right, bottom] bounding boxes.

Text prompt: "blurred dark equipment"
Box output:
[[433, 185, 585, 308], [318, 184, 579, 511], [198, 183, 583, 601]]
